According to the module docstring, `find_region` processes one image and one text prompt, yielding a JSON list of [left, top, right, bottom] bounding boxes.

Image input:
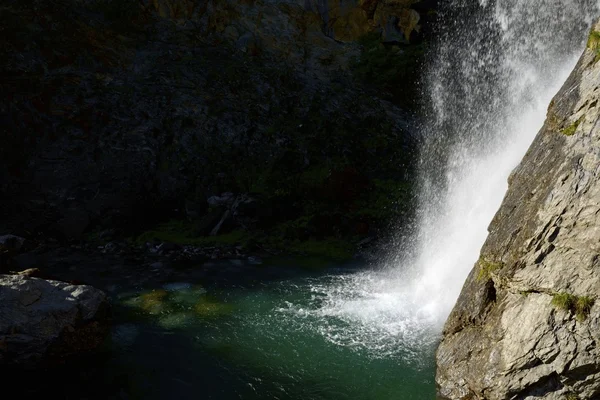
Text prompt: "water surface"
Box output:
[[104, 260, 438, 400]]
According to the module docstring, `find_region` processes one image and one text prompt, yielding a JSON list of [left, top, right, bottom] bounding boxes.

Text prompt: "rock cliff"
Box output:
[[436, 20, 600, 400], [1, 0, 436, 247]]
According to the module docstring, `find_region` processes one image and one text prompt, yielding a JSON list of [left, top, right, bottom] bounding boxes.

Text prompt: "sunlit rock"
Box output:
[[437, 19, 600, 400], [0, 275, 109, 367]]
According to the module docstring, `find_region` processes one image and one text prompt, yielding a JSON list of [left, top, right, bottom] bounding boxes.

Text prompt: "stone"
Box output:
[[436, 19, 600, 400], [156, 241, 181, 254], [16, 268, 42, 278], [0, 275, 109, 367], [0, 235, 26, 252]]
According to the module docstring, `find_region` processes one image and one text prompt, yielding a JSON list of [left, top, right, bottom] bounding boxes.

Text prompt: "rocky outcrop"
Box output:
[[436, 21, 600, 399], [0, 275, 109, 367], [1, 0, 427, 242]]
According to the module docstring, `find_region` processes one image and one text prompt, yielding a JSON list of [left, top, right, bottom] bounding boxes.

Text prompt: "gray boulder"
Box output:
[[0, 275, 109, 367]]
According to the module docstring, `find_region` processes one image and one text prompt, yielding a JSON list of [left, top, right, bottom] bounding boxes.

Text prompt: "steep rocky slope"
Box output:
[[436, 21, 600, 400]]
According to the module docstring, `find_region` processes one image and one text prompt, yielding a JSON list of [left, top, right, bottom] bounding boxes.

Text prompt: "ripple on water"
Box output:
[[267, 271, 441, 367]]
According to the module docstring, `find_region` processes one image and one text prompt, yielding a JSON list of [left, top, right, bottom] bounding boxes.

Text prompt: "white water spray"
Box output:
[[409, 0, 600, 325], [284, 1, 600, 360]]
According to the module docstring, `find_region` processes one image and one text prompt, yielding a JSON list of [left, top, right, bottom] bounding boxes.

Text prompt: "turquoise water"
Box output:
[[104, 262, 438, 400]]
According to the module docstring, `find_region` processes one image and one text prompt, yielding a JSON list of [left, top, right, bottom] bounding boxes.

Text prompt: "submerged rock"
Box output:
[[436, 20, 600, 400], [0, 275, 109, 367]]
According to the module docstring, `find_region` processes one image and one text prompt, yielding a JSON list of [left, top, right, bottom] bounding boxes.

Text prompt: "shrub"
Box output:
[[551, 292, 595, 321], [551, 292, 576, 311], [575, 296, 595, 321], [587, 30, 600, 62]]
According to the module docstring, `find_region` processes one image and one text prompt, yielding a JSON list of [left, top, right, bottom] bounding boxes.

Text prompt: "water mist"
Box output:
[[294, 0, 600, 360]]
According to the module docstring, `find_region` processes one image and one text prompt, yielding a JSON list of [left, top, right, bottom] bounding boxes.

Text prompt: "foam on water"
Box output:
[[280, 1, 600, 359]]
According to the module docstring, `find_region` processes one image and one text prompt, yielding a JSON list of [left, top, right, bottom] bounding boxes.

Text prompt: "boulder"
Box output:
[[0, 275, 109, 367], [0, 235, 26, 252]]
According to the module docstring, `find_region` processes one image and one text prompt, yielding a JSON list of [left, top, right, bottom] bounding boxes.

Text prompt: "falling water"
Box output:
[[408, 0, 600, 327], [288, 0, 600, 360]]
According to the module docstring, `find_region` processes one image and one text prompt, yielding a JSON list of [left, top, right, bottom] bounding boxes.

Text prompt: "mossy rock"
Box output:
[[476, 256, 503, 282], [138, 290, 169, 315], [194, 297, 234, 317], [157, 312, 195, 329], [587, 30, 600, 62], [560, 117, 583, 136]]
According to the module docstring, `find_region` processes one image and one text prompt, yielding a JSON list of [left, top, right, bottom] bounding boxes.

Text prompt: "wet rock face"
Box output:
[[436, 20, 600, 400], [0, 275, 109, 367]]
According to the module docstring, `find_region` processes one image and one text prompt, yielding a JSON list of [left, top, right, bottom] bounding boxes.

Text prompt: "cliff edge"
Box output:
[[436, 19, 600, 400]]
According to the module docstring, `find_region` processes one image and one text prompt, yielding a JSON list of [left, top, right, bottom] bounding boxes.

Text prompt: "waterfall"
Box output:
[[294, 0, 600, 360], [409, 0, 600, 325]]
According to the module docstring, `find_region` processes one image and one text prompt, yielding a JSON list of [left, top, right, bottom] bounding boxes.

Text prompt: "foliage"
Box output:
[[575, 296, 595, 321], [476, 257, 503, 281], [587, 30, 600, 62], [551, 293, 595, 321], [552, 292, 576, 310], [561, 118, 583, 136]]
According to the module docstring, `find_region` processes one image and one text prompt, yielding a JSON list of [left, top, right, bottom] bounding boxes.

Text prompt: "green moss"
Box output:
[[587, 30, 600, 62], [565, 393, 580, 400], [576, 296, 595, 321], [552, 292, 576, 311], [551, 292, 595, 321], [561, 117, 583, 136], [476, 257, 503, 281], [194, 297, 234, 317]]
